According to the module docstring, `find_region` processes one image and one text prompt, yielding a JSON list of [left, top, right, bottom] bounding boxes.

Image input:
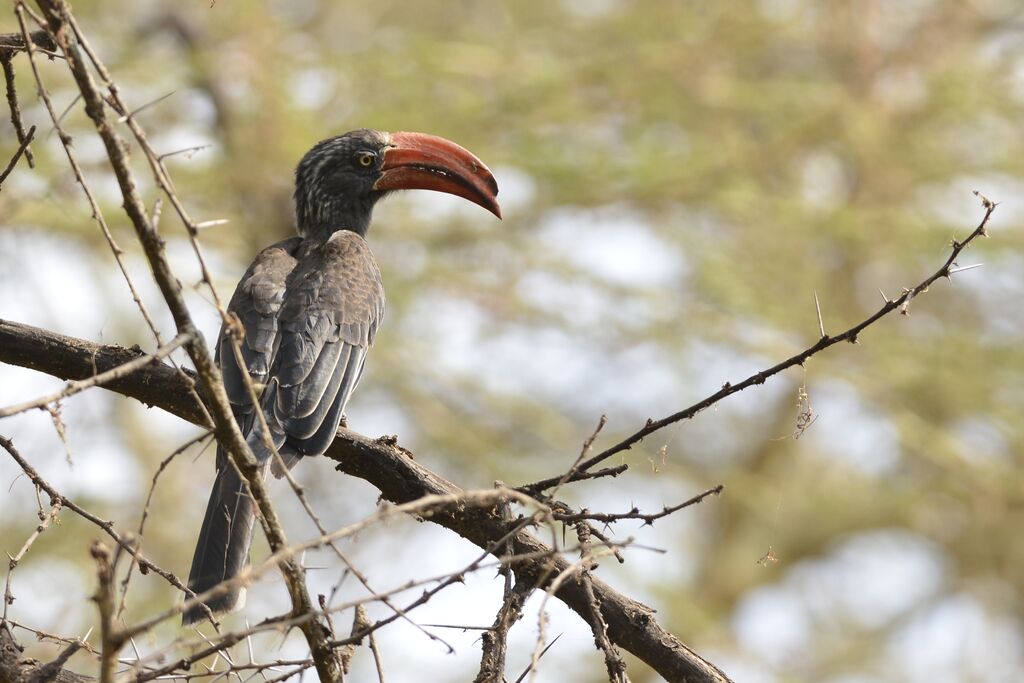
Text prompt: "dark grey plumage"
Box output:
[[294, 129, 391, 240], [184, 128, 499, 625], [184, 133, 388, 625]]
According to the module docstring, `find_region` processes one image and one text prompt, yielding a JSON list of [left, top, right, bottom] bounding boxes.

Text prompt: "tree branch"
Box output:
[[0, 123, 34, 188], [0, 28, 54, 53], [27, 2, 341, 675], [0, 318, 730, 683], [0, 329, 191, 418], [0, 192, 993, 680], [0, 621, 89, 683], [568, 195, 996, 478]]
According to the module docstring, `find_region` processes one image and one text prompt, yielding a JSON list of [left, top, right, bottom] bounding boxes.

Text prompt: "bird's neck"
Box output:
[[295, 190, 374, 241]]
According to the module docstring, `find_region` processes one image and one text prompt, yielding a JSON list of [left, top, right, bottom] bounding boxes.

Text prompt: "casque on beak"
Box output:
[[373, 132, 501, 219]]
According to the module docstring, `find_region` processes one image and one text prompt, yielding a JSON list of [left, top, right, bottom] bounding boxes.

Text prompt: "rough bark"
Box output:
[[0, 319, 730, 683], [0, 622, 90, 683]]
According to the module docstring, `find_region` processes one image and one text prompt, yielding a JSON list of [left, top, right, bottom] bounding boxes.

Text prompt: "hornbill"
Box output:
[[184, 129, 501, 624]]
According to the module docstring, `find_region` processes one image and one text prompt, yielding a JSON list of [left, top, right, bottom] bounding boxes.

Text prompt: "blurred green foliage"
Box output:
[[2, 1, 1023, 681]]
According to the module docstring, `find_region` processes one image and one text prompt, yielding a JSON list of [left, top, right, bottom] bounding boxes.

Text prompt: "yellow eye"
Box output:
[[357, 152, 375, 167]]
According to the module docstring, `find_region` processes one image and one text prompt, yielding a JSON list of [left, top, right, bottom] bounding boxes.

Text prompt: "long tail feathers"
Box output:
[[183, 448, 263, 625]]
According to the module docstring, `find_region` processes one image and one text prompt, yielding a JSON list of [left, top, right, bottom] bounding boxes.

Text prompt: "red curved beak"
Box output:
[[373, 132, 501, 219]]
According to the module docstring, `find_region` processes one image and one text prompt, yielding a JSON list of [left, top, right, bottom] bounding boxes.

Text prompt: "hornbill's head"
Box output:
[[294, 129, 501, 238]]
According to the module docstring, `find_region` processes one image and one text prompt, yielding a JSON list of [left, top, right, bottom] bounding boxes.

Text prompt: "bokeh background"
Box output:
[[2, 1, 1023, 681]]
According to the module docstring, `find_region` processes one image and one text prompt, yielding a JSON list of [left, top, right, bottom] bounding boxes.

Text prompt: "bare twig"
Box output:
[[574, 524, 627, 683], [6, 619, 98, 655], [367, 621, 386, 683], [90, 541, 122, 683], [116, 431, 214, 620], [0, 122, 34, 187], [516, 463, 629, 496], [157, 143, 211, 162], [475, 576, 534, 683], [32, 1, 341, 676], [0, 621, 90, 683], [569, 196, 997, 477], [553, 484, 724, 527], [1, 30, 55, 169], [13, 3, 168, 348], [0, 434, 196, 597], [0, 319, 733, 683], [3, 499, 61, 620], [0, 330, 192, 418], [546, 414, 608, 501], [524, 546, 622, 683]]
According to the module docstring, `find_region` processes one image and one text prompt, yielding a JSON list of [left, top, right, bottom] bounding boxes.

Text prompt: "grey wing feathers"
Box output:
[[189, 233, 383, 622], [214, 231, 380, 469], [264, 232, 383, 466], [276, 340, 345, 419], [288, 346, 366, 445], [217, 231, 383, 468], [217, 237, 303, 417]]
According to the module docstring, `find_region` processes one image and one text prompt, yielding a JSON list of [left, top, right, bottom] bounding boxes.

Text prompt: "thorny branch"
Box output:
[[475, 576, 535, 683], [1, 621, 90, 683], [27, 0, 342, 678], [0, 0, 999, 678], [0, 121, 33, 187], [0, 330, 192, 418], [0, 184, 995, 683], [552, 484, 725, 527], [0, 188, 991, 683], [561, 194, 998, 481], [12, 2, 171, 351], [3, 499, 60, 621], [1, 28, 53, 170], [0, 434, 197, 597], [0, 320, 732, 683], [574, 523, 627, 683], [0, 192, 993, 681], [90, 542, 120, 683]]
